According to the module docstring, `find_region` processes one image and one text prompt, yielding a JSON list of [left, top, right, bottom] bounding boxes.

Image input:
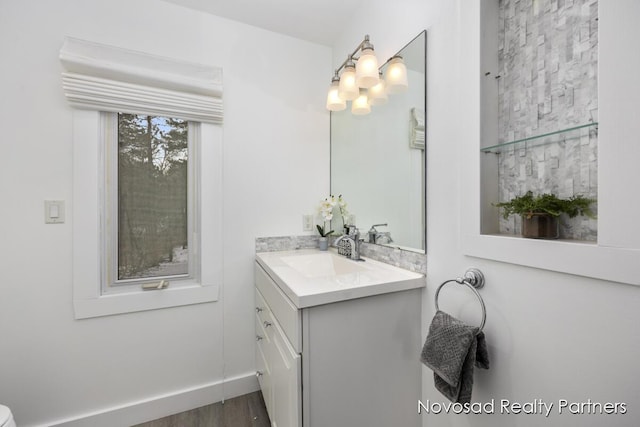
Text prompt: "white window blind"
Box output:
[[59, 37, 223, 124]]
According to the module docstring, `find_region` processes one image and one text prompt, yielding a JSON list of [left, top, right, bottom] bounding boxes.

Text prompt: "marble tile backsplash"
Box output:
[[496, 0, 598, 241], [255, 235, 320, 253], [255, 236, 427, 275], [358, 242, 427, 274]]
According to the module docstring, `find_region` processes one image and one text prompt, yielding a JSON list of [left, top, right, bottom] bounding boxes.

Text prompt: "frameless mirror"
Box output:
[[330, 31, 426, 252]]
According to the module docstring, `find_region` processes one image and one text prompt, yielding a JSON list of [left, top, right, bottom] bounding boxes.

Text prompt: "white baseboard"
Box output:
[[43, 373, 259, 427]]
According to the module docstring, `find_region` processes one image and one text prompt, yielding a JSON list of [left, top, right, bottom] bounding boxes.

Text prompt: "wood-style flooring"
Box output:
[[131, 391, 270, 427]]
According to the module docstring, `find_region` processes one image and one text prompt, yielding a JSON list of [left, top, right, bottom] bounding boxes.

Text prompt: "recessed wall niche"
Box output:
[[480, 0, 598, 241]]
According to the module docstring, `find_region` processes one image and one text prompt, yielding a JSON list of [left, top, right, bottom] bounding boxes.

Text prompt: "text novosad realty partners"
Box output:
[[418, 399, 627, 417]]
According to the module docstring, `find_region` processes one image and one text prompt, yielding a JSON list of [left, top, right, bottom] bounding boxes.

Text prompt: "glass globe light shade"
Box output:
[[351, 89, 371, 115], [385, 55, 408, 94], [355, 47, 380, 88], [326, 80, 346, 111], [368, 72, 387, 106], [338, 64, 358, 101]]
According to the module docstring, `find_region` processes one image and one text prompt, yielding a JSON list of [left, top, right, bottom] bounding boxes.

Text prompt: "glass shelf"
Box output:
[[481, 122, 598, 154]]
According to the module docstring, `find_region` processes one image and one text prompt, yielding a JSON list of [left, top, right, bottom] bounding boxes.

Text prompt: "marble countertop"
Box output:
[[255, 248, 425, 308]]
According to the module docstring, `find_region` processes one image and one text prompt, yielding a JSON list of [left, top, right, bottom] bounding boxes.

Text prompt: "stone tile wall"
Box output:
[[497, 0, 598, 240]]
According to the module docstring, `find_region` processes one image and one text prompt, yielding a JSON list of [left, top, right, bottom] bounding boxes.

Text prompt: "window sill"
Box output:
[[74, 283, 219, 319]]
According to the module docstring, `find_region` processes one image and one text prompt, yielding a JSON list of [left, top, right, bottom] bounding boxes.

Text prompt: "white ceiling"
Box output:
[[162, 0, 366, 46]]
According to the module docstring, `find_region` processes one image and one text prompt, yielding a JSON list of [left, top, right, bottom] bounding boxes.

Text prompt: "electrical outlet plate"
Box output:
[[302, 214, 314, 232]]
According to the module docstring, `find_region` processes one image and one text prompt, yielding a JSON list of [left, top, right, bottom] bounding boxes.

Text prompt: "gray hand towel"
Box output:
[[420, 310, 489, 404]]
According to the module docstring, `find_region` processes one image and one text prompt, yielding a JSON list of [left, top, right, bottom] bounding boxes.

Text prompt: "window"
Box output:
[[61, 38, 224, 318], [72, 110, 222, 319], [102, 113, 199, 294]]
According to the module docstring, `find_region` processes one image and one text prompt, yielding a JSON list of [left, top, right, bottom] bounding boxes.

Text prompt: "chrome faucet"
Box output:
[[334, 225, 364, 261], [367, 223, 394, 245], [367, 223, 387, 243]]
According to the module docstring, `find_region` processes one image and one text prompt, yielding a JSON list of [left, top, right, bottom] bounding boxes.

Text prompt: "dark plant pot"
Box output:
[[521, 213, 559, 239]]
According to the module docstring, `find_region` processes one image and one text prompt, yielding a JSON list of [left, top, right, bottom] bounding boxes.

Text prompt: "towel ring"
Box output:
[[434, 268, 486, 333]]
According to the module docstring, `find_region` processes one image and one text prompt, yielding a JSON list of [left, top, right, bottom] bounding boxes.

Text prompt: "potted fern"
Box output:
[[494, 191, 596, 239]]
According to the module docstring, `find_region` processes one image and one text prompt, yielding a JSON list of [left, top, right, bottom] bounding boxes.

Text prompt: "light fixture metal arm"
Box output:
[[333, 35, 371, 75], [333, 35, 401, 76]]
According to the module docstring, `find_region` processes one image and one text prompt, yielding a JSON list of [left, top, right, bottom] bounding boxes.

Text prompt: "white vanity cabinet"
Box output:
[[254, 254, 423, 427]]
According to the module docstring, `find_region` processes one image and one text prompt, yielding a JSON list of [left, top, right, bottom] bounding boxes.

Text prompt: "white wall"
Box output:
[[333, 1, 640, 426], [0, 1, 329, 425]]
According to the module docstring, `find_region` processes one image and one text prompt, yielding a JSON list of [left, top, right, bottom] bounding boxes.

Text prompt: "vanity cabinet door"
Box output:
[[255, 309, 273, 416], [270, 319, 302, 427], [255, 284, 301, 427]]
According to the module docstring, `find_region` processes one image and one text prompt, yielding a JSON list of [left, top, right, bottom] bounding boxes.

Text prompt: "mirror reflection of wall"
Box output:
[[331, 31, 426, 252]]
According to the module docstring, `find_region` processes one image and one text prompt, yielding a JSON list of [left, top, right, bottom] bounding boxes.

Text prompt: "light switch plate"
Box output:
[[302, 214, 314, 232], [45, 200, 65, 224]]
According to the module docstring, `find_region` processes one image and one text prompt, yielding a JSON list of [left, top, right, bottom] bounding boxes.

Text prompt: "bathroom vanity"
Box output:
[[254, 249, 425, 427]]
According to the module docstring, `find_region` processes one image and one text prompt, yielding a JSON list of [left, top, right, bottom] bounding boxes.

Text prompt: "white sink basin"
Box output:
[[256, 249, 425, 308], [280, 253, 367, 278]]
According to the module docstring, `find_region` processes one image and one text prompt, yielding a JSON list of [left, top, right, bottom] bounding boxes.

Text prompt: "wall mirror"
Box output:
[[331, 30, 426, 252]]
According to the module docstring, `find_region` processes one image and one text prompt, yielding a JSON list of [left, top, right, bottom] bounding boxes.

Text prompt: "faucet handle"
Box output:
[[368, 223, 388, 232]]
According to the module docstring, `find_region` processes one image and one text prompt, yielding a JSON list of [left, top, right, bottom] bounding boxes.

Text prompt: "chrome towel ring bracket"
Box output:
[[459, 268, 484, 289], [434, 268, 487, 333]]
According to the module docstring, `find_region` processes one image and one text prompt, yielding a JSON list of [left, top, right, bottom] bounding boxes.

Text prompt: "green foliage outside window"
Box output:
[[117, 113, 189, 280]]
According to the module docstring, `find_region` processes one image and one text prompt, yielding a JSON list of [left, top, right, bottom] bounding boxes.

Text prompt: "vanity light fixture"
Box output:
[[368, 71, 388, 106], [355, 37, 379, 88], [326, 34, 408, 114], [352, 89, 371, 115], [338, 57, 358, 101], [384, 55, 409, 94], [326, 71, 346, 111]]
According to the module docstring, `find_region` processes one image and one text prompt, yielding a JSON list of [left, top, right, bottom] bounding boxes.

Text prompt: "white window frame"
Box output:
[[73, 109, 222, 319], [101, 113, 200, 295]]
